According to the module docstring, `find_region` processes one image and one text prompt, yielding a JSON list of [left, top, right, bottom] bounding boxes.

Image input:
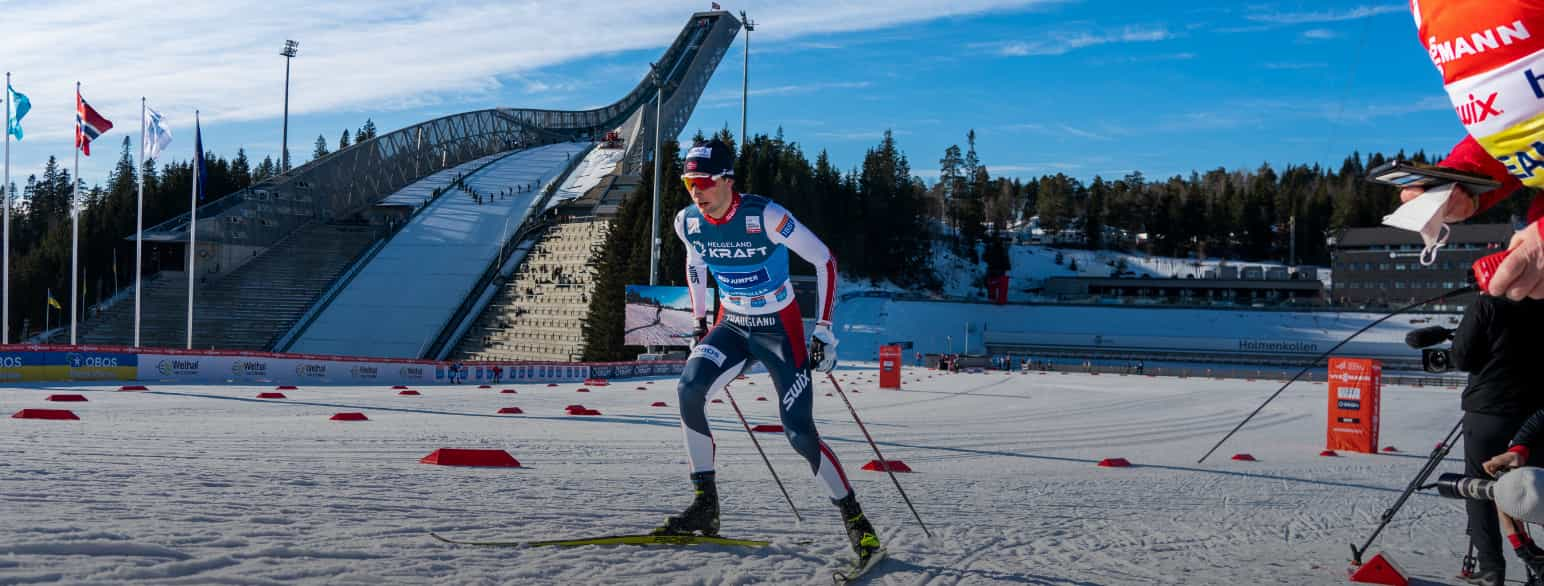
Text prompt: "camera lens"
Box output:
[[1436, 472, 1495, 501]]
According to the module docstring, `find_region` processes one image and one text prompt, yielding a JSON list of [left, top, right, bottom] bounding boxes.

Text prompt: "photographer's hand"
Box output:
[[1485, 451, 1524, 477]]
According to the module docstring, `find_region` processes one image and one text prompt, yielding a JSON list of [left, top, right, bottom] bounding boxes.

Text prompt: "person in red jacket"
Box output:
[[1400, 3, 1544, 300]]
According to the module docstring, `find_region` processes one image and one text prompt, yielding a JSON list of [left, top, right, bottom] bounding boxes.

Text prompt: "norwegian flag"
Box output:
[[75, 90, 113, 156]]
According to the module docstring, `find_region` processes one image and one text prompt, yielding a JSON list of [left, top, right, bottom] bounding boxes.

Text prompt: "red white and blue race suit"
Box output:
[[671, 192, 851, 500]]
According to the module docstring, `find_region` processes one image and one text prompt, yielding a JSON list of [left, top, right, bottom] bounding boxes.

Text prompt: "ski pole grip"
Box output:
[[1472, 249, 1511, 293]]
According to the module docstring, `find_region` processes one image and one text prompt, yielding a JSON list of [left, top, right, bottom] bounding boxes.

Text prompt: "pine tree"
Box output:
[[231, 149, 252, 189], [339, 129, 352, 150], [254, 156, 276, 182], [313, 134, 330, 160], [358, 119, 378, 141]]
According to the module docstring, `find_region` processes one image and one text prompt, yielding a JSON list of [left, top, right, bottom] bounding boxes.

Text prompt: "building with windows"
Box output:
[[1330, 223, 1512, 310]]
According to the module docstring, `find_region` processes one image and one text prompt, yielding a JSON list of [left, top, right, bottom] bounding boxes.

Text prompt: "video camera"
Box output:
[[1406, 325, 1455, 373]]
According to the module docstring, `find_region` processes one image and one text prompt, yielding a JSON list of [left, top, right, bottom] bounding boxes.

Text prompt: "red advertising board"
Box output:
[[879, 345, 902, 389], [1326, 357, 1381, 454]]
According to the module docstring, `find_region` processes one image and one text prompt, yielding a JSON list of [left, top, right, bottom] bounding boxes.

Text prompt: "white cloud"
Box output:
[[1299, 28, 1339, 41], [2, 0, 1059, 148], [1244, 5, 1404, 25], [974, 25, 1174, 57]]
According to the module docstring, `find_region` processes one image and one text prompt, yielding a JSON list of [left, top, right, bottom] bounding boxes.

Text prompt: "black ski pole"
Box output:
[[1197, 286, 1475, 464], [1349, 416, 1463, 565], [722, 386, 803, 522], [826, 372, 933, 538]]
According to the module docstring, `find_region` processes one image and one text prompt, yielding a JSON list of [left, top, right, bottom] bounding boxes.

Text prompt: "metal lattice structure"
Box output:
[[141, 11, 740, 252]]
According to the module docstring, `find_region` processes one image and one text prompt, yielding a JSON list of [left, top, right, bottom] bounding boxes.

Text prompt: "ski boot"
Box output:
[[836, 493, 882, 563], [1517, 541, 1544, 585], [1458, 567, 1503, 586], [653, 471, 720, 536]]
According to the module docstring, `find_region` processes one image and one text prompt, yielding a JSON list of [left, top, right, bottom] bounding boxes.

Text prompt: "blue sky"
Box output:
[[2, 1, 1458, 192]]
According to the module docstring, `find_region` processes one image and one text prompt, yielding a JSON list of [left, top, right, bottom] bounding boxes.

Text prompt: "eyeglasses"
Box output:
[[682, 175, 724, 191]]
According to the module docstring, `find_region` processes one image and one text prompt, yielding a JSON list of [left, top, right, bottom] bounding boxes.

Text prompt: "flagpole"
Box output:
[[186, 110, 198, 350], [135, 97, 144, 347], [70, 82, 80, 346], [3, 71, 10, 345]]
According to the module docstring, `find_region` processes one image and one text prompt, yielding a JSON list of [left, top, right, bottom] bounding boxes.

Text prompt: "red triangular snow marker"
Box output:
[[1320, 450, 1339, 457], [1231, 453, 1257, 462], [257, 392, 287, 399], [751, 424, 784, 433], [501, 389, 517, 394], [12, 409, 79, 420], [118, 385, 148, 391], [419, 448, 521, 467], [398, 390, 421, 396], [497, 407, 523, 414], [651, 401, 668, 407], [46, 394, 88, 402], [330, 412, 368, 421], [1348, 552, 1408, 586], [1097, 458, 1132, 468], [861, 459, 912, 472]]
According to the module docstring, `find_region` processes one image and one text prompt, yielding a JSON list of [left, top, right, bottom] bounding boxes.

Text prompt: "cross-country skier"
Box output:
[[653, 138, 881, 564]]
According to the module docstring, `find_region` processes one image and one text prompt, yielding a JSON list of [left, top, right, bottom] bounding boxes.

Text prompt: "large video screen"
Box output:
[[624, 285, 715, 347]]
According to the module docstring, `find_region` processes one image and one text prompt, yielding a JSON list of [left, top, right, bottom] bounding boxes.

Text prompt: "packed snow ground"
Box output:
[[0, 367, 1496, 584]]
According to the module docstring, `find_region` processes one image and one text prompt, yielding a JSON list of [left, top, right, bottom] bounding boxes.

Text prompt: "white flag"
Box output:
[[142, 106, 172, 161]]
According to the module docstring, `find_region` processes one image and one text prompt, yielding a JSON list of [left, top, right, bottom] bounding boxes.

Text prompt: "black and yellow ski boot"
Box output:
[[653, 471, 720, 536]]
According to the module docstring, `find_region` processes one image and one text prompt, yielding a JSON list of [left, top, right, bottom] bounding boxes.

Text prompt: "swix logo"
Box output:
[[1457, 92, 1503, 124], [781, 372, 810, 411], [1427, 20, 1532, 67], [687, 217, 701, 235]]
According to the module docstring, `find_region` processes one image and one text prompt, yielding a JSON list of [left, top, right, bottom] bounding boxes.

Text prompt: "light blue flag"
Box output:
[[143, 105, 171, 160], [6, 83, 29, 141]]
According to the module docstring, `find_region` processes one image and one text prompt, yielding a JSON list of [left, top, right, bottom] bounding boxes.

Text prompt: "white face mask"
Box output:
[[1381, 184, 1453, 266]]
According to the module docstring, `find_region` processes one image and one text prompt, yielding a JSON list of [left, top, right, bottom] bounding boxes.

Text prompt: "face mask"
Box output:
[[1381, 183, 1453, 266]]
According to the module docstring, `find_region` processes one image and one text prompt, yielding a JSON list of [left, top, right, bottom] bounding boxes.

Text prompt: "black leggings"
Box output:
[[1465, 411, 1532, 570]]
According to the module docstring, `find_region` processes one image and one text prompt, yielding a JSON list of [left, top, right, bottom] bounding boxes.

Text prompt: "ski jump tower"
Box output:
[[138, 11, 740, 281], [79, 12, 739, 351]]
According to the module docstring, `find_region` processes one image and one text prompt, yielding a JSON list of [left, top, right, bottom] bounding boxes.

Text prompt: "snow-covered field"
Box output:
[[0, 367, 1492, 584]]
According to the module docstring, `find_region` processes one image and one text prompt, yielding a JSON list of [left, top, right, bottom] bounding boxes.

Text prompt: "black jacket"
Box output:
[[1454, 295, 1544, 415]]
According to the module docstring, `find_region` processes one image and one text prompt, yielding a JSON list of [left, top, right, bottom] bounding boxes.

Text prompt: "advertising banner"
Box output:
[[879, 345, 902, 389], [1327, 357, 1381, 454]]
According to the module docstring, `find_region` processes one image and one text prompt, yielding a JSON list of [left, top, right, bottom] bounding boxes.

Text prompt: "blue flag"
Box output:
[[7, 83, 29, 141], [194, 114, 206, 201]]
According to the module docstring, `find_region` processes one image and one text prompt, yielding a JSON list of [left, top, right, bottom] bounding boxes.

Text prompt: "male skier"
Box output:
[[653, 139, 881, 564]]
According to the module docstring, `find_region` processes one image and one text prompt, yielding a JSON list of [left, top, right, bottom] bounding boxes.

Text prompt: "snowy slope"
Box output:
[[915, 241, 1325, 303], [0, 370, 1492, 584]]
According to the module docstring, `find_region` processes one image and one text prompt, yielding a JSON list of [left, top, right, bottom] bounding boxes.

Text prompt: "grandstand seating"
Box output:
[[455, 219, 608, 362], [77, 223, 380, 350]]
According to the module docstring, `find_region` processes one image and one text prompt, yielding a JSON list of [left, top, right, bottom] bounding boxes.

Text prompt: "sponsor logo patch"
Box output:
[[745, 216, 762, 234], [782, 372, 810, 411], [1337, 399, 1362, 410], [687, 217, 701, 235], [1336, 387, 1362, 400], [776, 215, 795, 237], [688, 146, 714, 159], [717, 268, 771, 288], [690, 344, 727, 367], [296, 364, 327, 378]]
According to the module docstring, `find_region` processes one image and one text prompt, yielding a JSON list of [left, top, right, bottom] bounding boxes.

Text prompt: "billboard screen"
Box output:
[[625, 285, 713, 347]]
